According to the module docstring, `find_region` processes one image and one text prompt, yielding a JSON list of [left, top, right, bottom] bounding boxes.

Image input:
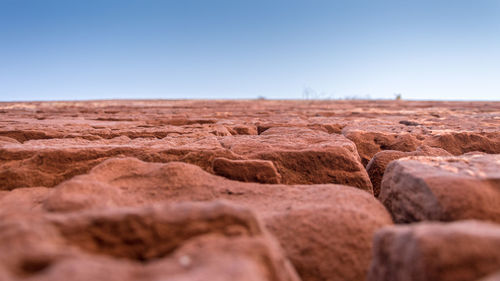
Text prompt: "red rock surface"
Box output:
[[1, 99, 500, 281], [479, 271, 500, 281], [379, 154, 500, 223], [367, 220, 500, 281], [0, 201, 300, 281], [366, 145, 452, 197], [13, 157, 391, 281]]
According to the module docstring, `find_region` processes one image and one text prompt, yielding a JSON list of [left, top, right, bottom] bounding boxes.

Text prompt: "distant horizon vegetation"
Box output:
[[2, 92, 500, 103], [2, 87, 498, 103]]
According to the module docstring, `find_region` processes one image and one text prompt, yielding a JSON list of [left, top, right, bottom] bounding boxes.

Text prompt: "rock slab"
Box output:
[[0, 201, 300, 281], [3, 157, 393, 281], [379, 154, 500, 223], [367, 220, 500, 281]]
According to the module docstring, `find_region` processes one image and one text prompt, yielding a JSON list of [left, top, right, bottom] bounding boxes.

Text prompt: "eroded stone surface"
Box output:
[[0, 201, 300, 281], [478, 271, 500, 281], [0, 136, 236, 190], [1, 99, 500, 281], [0, 127, 371, 191], [343, 123, 500, 166], [2, 100, 499, 190], [366, 146, 452, 197], [367, 220, 500, 281], [379, 154, 500, 223], [2, 157, 393, 281], [213, 158, 282, 184], [219, 127, 372, 191]]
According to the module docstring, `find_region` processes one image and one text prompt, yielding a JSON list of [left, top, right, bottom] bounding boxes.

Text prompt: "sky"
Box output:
[[0, 0, 499, 101]]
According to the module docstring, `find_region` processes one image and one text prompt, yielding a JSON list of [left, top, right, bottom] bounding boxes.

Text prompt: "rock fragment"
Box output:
[[39, 157, 392, 281], [478, 271, 500, 281], [220, 127, 373, 192], [367, 220, 500, 281], [342, 126, 421, 166], [213, 157, 282, 184], [424, 131, 500, 155], [0, 137, 236, 190], [0, 201, 300, 281], [379, 154, 500, 223], [366, 146, 451, 197]]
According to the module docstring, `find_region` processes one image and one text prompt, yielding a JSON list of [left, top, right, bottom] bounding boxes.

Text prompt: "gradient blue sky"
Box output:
[[1, 0, 499, 101]]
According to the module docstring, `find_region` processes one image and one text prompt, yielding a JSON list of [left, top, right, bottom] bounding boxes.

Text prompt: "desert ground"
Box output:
[[0, 99, 499, 281]]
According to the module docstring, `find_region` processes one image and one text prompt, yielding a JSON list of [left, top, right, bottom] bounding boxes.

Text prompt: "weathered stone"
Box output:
[[1, 99, 500, 281], [213, 157, 282, 184], [220, 127, 373, 192], [0, 201, 300, 281], [39, 157, 392, 281], [342, 124, 422, 166], [379, 154, 500, 223], [424, 131, 500, 155], [0, 137, 237, 190], [478, 271, 500, 281], [366, 146, 451, 197], [367, 220, 500, 281], [227, 125, 259, 135]]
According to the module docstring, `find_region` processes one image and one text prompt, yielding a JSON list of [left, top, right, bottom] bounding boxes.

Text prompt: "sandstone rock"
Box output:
[[424, 131, 500, 155], [306, 123, 344, 134], [367, 220, 500, 281], [207, 124, 232, 136], [227, 125, 259, 135], [478, 271, 500, 281], [0, 187, 49, 213], [0, 126, 372, 191], [379, 154, 500, 223], [0, 129, 55, 143], [0, 136, 20, 144], [341, 123, 424, 166], [2, 99, 500, 281], [220, 127, 373, 192], [0, 201, 300, 281], [213, 157, 282, 184], [342, 120, 500, 166], [40, 157, 392, 281], [366, 146, 451, 197], [0, 137, 237, 190]]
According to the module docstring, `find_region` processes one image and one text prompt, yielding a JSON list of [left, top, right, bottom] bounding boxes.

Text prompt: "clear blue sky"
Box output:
[[1, 0, 499, 101]]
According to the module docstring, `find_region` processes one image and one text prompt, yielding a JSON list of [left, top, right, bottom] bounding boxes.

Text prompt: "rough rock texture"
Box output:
[[213, 157, 282, 184], [1, 100, 500, 281], [45, 158, 392, 281], [367, 220, 500, 281], [342, 124, 422, 166], [478, 271, 500, 281], [366, 146, 452, 197], [219, 127, 372, 191], [0, 201, 300, 281], [1, 157, 393, 281], [342, 118, 500, 166], [3, 100, 499, 190], [379, 154, 500, 223], [0, 127, 371, 191], [0, 136, 236, 190], [424, 131, 500, 156]]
